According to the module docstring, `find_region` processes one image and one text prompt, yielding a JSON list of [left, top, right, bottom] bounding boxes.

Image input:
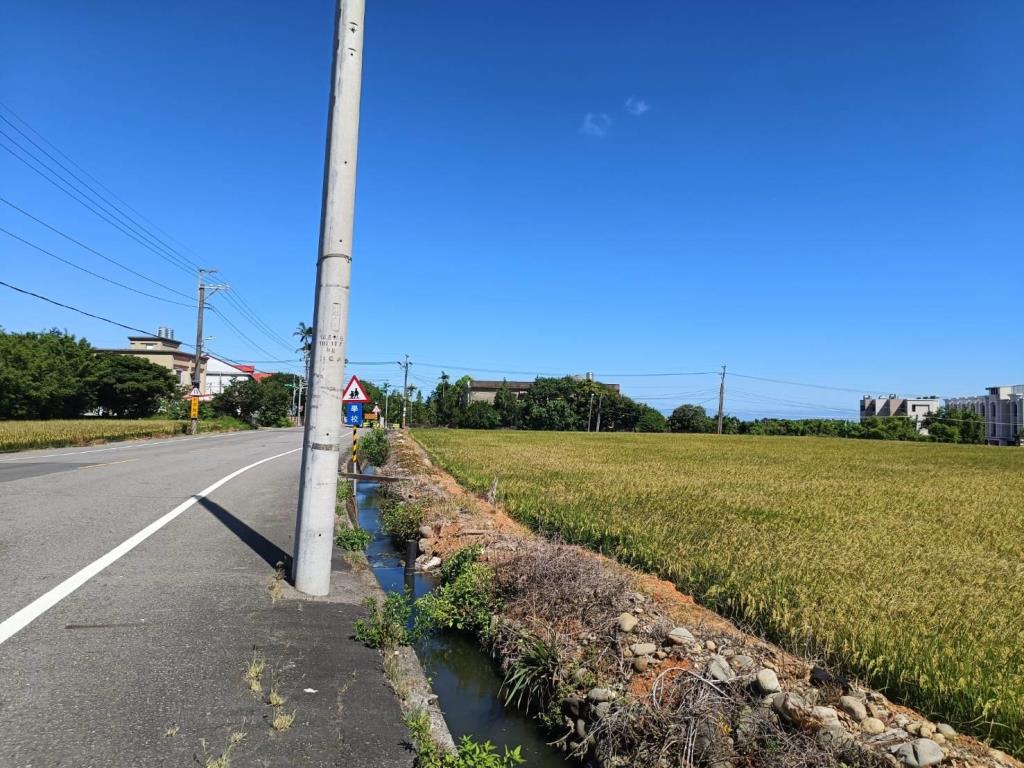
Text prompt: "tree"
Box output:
[[667, 404, 713, 433], [0, 328, 97, 419], [461, 401, 500, 429], [212, 375, 292, 427], [89, 353, 177, 418], [293, 322, 313, 357], [493, 380, 522, 428], [923, 407, 985, 444], [635, 407, 667, 433]]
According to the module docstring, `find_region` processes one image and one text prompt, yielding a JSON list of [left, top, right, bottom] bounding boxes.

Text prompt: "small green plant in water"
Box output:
[[502, 633, 558, 712], [335, 527, 372, 551], [406, 709, 523, 768], [359, 426, 390, 467], [415, 546, 494, 637], [353, 592, 415, 650], [379, 497, 425, 541]]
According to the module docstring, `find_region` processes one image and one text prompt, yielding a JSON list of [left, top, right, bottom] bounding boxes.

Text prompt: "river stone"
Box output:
[[618, 612, 639, 633], [421, 556, 442, 571], [812, 706, 841, 729], [576, 719, 587, 739], [839, 695, 868, 722], [655, 650, 668, 660], [772, 692, 808, 724], [931, 733, 945, 746], [890, 738, 944, 767], [588, 687, 616, 703], [418, 537, 434, 555], [935, 723, 956, 738], [594, 701, 612, 719], [705, 640, 717, 651], [630, 642, 658, 657], [729, 654, 755, 672], [632, 655, 649, 673], [572, 667, 590, 686], [417, 525, 434, 538], [862, 718, 886, 735], [918, 723, 936, 739], [707, 655, 736, 682], [667, 627, 695, 645], [869, 702, 890, 720], [755, 669, 780, 694]]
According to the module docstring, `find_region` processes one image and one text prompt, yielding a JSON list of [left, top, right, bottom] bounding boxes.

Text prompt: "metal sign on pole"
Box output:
[[342, 374, 371, 404], [344, 402, 364, 426]]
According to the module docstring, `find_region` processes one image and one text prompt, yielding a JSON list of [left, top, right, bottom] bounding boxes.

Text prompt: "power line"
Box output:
[[206, 306, 281, 361], [0, 196, 193, 300], [0, 137, 195, 276], [0, 226, 193, 307], [0, 109, 200, 272], [730, 372, 890, 395], [0, 279, 165, 337]]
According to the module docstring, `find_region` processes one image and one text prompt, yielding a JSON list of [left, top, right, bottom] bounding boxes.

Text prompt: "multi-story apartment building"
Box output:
[[859, 395, 941, 433], [946, 385, 1024, 446]]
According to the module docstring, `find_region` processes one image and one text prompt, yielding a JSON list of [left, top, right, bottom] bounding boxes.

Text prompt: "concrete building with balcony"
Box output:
[[859, 394, 941, 433], [946, 385, 1024, 446], [467, 376, 621, 404], [100, 330, 205, 390]]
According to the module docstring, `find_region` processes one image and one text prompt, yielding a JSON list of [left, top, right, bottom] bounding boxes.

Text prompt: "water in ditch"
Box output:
[[355, 479, 569, 768]]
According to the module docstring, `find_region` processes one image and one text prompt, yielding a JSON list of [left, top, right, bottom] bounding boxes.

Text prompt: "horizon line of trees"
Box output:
[[362, 372, 989, 444]]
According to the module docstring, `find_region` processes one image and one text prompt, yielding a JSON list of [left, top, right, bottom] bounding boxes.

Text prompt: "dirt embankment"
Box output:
[[384, 432, 1021, 768]]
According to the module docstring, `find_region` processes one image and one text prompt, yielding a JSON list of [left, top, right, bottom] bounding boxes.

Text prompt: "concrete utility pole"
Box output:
[[716, 364, 727, 435], [190, 268, 225, 435], [399, 355, 410, 428], [595, 394, 604, 433], [587, 392, 594, 432], [293, 0, 365, 597]]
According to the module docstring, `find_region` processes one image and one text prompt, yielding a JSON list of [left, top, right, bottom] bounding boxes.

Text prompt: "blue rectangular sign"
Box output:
[[344, 402, 364, 426]]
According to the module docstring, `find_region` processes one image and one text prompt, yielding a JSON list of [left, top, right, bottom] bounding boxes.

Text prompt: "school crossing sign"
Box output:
[[342, 375, 371, 404]]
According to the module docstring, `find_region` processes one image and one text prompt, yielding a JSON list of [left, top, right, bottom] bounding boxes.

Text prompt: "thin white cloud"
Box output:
[[625, 96, 651, 116], [580, 112, 612, 137]]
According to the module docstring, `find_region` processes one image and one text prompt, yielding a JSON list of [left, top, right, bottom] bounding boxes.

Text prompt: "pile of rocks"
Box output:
[[557, 607, 1008, 768]]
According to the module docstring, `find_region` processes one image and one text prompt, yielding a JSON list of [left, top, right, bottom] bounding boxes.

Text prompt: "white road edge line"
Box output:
[[0, 446, 301, 647], [0, 427, 298, 464]]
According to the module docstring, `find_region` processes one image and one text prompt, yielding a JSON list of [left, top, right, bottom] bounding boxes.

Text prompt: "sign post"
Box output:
[[189, 386, 201, 430], [342, 375, 371, 473]]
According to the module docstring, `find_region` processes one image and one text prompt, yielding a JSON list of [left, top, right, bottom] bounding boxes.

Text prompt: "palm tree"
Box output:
[[293, 322, 313, 356]]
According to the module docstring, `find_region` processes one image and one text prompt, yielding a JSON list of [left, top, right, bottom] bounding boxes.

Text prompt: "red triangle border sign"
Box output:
[[342, 375, 371, 403]]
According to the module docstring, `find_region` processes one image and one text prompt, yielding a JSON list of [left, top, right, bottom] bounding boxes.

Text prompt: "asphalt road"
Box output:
[[0, 428, 412, 767]]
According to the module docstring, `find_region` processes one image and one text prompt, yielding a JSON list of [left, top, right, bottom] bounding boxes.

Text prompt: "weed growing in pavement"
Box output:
[[271, 709, 296, 732], [267, 688, 286, 708], [244, 652, 266, 695], [164, 725, 179, 738]]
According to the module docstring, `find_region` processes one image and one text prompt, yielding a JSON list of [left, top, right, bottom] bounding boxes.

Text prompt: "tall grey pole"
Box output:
[[587, 392, 594, 433], [400, 354, 410, 428], [190, 276, 207, 435], [595, 394, 603, 433], [293, 0, 365, 597], [716, 364, 727, 435]]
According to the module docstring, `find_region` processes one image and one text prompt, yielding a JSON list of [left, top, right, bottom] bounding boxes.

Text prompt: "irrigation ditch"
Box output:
[[341, 432, 1022, 768]]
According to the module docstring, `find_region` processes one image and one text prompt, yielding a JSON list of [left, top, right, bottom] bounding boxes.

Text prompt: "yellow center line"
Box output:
[[79, 459, 137, 470]]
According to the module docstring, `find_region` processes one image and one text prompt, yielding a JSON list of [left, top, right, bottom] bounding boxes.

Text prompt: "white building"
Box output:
[[946, 385, 1024, 446], [859, 395, 941, 433], [204, 357, 256, 397]]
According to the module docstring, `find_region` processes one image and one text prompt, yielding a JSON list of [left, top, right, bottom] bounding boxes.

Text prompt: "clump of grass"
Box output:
[[244, 652, 266, 695], [271, 710, 296, 732], [267, 561, 286, 603], [164, 725, 179, 738], [354, 592, 416, 650], [267, 689, 286, 708]]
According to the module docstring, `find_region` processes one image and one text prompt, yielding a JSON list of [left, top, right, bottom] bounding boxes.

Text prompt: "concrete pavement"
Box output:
[[0, 428, 414, 767]]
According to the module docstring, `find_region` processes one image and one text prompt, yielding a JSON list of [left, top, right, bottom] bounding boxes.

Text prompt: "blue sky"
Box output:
[[1, 1, 1021, 418]]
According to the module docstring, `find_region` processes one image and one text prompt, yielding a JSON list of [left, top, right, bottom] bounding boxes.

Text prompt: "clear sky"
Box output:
[[1, 1, 1021, 418]]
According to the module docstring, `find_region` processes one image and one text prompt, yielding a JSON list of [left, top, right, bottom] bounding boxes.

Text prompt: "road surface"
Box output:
[[0, 428, 412, 767]]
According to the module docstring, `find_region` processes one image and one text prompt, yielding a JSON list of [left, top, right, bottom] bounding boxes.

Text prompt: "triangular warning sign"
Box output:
[[342, 375, 371, 403]]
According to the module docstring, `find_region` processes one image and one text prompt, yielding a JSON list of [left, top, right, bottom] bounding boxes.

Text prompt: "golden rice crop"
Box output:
[[412, 429, 1024, 756], [0, 419, 183, 452]]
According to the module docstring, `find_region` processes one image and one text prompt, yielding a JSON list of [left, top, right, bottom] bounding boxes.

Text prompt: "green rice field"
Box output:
[[412, 429, 1024, 755]]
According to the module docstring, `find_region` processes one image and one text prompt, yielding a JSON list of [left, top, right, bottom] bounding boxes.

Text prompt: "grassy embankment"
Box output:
[[412, 429, 1024, 757], [0, 417, 251, 452]]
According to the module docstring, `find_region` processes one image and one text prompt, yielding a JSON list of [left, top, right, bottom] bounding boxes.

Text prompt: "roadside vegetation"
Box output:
[[413, 429, 1024, 757], [0, 417, 248, 452]]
